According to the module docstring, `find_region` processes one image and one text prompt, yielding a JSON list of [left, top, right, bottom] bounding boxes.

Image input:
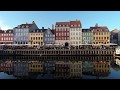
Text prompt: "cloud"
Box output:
[[0, 20, 12, 30]]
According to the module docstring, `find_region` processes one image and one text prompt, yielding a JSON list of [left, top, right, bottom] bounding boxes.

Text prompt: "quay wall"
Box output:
[[0, 49, 115, 56]]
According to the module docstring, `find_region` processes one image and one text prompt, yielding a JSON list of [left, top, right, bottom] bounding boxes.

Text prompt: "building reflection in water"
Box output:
[[0, 56, 115, 79]]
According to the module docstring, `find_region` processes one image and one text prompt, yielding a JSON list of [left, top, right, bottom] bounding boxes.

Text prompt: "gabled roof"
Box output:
[[56, 20, 82, 28], [14, 21, 35, 29], [90, 26, 109, 32]]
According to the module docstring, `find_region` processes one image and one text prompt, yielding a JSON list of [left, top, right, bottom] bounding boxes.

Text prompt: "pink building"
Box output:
[[0, 29, 13, 44]]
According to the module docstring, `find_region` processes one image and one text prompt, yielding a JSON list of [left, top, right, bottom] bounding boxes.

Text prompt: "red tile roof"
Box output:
[[56, 22, 70, 26], [56, 20, 82, 28], [70, 20, 82, 28], [90, 26, 109, 32], [15, 22, 34, 29]]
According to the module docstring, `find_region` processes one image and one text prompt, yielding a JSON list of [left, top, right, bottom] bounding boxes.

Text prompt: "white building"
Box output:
[[70, 20, 82, 46]]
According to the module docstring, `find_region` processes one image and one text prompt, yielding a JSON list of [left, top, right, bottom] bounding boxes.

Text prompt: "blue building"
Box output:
[[44, 28, 55, 46], [13, 21, 39, 44]]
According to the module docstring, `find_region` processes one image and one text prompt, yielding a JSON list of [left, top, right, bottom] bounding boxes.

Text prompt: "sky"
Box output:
[[0, 11, 120, 31]]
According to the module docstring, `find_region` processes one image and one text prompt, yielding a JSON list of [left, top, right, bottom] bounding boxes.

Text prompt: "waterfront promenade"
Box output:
[[0, 48, 115, 56]]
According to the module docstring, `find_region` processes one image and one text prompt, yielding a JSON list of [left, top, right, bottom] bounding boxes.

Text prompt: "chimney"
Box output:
[[52, 24, 54, 30], [95, 23, 98, 27], [42, 27, 44, 29], [32, 21, 35, 24]]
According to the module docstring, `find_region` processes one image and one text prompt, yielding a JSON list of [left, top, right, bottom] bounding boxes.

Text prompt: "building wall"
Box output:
[[29, 32, 44, 47], [13, 28, 29, 44], [93, 32, 110, 44], [44, 29, 55, 46], [93, 61, 110, 72], [55, 27, 70, 45], [29, 61, 44, 73], [70, 61, 82, 77], [70, 28, 82, 46], [13, 61, 29, 76], [0, 30, 13, 44], [118, 31, 120, 45], [82, 32, 93, 44]]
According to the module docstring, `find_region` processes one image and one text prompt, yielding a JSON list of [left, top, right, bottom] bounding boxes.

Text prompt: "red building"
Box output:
[[55, 22, 70, 46], [0, 29, 13, 44]]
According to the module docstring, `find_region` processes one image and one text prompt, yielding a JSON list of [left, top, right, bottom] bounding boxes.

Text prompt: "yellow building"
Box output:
[[93, 61, 110, 74], [29, 28, 47, 47], [90, 24, 110, 45], [28, 61, 44, 73]]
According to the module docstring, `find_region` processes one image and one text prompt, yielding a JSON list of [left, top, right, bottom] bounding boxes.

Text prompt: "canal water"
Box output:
[[0, 56, 119, 79]]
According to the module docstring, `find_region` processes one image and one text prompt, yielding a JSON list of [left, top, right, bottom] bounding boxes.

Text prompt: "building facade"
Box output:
[[55, 22, 70, 46], [55, 20, 82, 47], [0, 29, 13, 44], [70, 20, 82, 46], [69, 61, 82, 78], [29, 27, 46, 47], [117, 31, 120, 45], [29, 61, 44, 73], [13, 21, 38, 44], [82, 29, 93, 44], [44, 28, 55, 46], [90, 24, 110, 45], [110, 29, 119, 44]]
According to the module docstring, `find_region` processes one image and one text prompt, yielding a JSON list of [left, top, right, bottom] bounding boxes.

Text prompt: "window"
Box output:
[[104, 32, 106, 35], [11, 38, 13, 40], [76, 33, 78, 35], [1, 38, 3, 41], [56, 33, 58, 36], [76, 37, 78, 40], [64, 33, 66, 36]]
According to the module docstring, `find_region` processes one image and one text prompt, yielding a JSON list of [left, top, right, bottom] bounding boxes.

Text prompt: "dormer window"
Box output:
[[56, 25, 58, 27], [59, 25, 61, 27], [71, 25, 73, 27], [63, 25, 64, 27], [9, 31, 11, 33], [18, 25, 20, 28], [78, 24, 80, 27], [22, 26, 24, 28]]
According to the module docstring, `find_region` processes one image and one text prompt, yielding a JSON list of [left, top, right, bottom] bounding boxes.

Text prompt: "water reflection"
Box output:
[[0, 56, 118, 79]]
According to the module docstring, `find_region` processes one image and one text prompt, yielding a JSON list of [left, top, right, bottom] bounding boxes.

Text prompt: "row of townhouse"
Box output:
[[0, 20, 110, 47]]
